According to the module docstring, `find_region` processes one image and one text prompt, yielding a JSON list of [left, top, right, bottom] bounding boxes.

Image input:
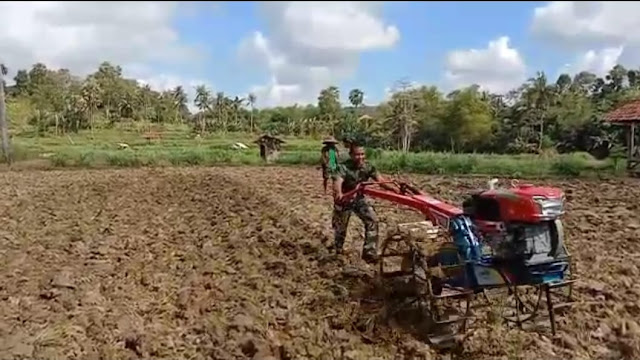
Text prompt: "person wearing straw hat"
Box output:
[[320, 136, 340, 194]]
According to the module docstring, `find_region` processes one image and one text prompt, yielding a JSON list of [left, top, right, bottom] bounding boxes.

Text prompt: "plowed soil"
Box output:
[[0, 166, 638, 360]]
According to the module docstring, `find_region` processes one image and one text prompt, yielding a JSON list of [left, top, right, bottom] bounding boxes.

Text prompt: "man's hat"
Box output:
[[322, 136, 338, 144]]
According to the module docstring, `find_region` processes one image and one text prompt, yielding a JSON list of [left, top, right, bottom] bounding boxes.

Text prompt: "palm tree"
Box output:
[[349, 88, 364, 111], [247, 92, 256, 133], [136, 85, 154, 121], [0, 63, 11, 164], [172, 86, 188, 123], [524, 71, 555, 150], [231, 96, 244, 131], [194, 85, 211, 134], [81, 80, 101, 138], [214, 92, 228, 132]]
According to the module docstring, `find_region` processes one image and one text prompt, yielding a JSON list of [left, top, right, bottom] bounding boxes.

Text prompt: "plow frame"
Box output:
[[342, 180, 578, 346]]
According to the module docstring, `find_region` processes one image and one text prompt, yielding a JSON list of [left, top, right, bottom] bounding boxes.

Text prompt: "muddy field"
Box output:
[[0, 166, 638, 360]]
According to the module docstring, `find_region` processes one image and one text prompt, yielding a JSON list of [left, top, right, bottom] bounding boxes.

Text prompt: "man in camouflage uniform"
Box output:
[[330, 144, 399, 263]]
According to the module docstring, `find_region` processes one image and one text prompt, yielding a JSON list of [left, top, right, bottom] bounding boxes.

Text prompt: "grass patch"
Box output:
[[35, 147, 620, 178], [2, 126, 624, 178]]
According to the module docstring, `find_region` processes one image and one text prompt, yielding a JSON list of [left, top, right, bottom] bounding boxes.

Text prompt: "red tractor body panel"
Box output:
[[344, 180, 565, 234], [475, 183, 564, 223]]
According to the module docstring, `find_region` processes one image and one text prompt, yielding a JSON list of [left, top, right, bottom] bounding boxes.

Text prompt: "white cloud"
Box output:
[[531, 2, 640, 48], [443, 36, 527, 94], [531, 2, 640, 67], [239, 1, 400, 108], [0, 1, 206, 108], [560, 46, 624, 78]]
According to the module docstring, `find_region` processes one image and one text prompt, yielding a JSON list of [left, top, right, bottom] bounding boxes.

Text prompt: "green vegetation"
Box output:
[[1, 61, 639, 177], [6, 124, 618, 177]]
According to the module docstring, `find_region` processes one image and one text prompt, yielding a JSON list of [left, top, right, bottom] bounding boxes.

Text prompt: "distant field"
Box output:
[[4, 123, 625, 178]]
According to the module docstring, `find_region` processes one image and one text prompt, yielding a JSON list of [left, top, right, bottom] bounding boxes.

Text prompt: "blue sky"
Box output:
[[1, 1, 635, 108], [161, 1, 576, 107], [342, 1, 553, 97]]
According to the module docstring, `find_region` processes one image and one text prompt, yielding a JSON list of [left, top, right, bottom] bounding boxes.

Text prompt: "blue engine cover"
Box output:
[[449, 215, 483, 262]]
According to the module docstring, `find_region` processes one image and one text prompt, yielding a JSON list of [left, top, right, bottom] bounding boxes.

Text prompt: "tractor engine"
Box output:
[[462, 180, 567, 264]]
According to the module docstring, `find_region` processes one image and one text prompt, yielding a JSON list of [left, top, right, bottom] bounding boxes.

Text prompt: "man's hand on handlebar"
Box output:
[[385, 182, 403, 194], [333, 179, 407, 205], [374, 175, 403, 194]]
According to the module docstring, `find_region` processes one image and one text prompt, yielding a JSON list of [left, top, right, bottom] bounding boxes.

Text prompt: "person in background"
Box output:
[[320, 137, 340, 194]]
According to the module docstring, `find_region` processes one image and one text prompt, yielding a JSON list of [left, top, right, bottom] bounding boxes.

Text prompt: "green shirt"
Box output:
[[328, 148, 337, 169], [332, 159, 379, 194], [321, 145, 339, 171]]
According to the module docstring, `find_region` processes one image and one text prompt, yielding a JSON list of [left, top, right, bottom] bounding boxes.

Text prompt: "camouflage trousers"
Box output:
[[332, 197, 379, 256]]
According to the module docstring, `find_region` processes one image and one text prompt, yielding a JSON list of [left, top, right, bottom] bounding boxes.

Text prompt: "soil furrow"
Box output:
[[0, 167, 638, 360]]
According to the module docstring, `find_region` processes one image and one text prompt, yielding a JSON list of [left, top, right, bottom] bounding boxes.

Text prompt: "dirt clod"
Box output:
[[231, 314, 255, 331]]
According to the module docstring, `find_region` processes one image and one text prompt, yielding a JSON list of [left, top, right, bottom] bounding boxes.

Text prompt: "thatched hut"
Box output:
[[602, 99, 640, 176], [254, 134, 285, 162]]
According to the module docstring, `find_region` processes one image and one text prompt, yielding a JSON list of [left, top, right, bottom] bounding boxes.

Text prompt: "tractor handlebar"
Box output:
[[338, 181, 394, 203], [338, 180, 421, 203], [334, 178, 463, 221]]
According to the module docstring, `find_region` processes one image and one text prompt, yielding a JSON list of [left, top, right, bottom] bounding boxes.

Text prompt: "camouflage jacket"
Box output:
[[332, 159, 379, 195]]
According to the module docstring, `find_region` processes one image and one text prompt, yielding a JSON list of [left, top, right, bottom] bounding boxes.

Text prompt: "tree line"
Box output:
[[2, 60, 640, 157]]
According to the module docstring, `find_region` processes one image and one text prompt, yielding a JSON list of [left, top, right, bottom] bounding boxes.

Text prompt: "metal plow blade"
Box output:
[[377, 221, 471, 350]]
